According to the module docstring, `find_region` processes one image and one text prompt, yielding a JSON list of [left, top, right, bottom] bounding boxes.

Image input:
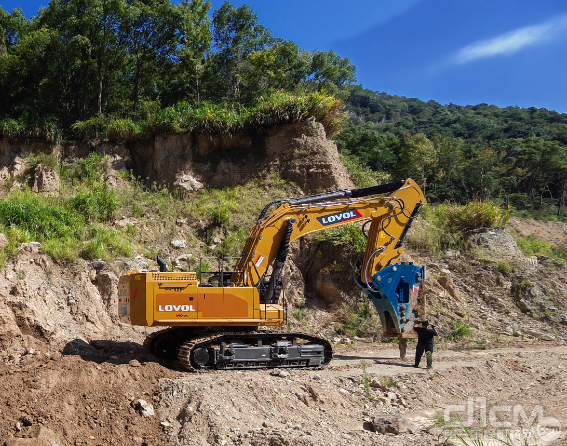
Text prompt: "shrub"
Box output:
[[63, 152, 109, 183], [339, 152, 391, 188], [444, 200, 511, 233], [68, 185, 118, 222], [71, 115, 111, 140], [23, 152, 60, 178], [447, 321, 472, 341]]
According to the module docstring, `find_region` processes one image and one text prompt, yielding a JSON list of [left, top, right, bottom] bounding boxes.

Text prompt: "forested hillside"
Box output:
[[339, 87, 567, 215], [1, 0, 566, 216]]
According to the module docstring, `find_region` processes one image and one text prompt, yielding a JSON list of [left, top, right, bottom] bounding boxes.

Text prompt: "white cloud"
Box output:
[[455, 14, 567, 64]]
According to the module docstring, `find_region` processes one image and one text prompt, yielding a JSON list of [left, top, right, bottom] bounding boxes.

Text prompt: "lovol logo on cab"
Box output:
[[158, 304, 196, 312], [316, 209, 362, 226]]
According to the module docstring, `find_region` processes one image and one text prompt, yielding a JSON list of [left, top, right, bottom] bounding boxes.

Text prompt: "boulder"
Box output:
[[32, 164, 60, 194], [464, 228, 522, 258], [170, 239, 186, 249], [173, 173, 204, 192], [437, 276, 464, 302], [523, 329, 555, 341], [513, 281, 544, 314]]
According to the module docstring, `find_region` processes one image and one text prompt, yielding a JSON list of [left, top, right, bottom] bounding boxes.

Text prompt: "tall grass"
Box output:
[[74, 91, 345, 142], [444, 200, 511, 233], [0, 192, 83, 239]]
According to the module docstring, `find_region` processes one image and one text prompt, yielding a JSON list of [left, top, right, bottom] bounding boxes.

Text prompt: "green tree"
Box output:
[[309, 49, 356, 94], [120, 0, 183, 113], [210, 1, 273, 103], [396, 133, 438, 193], [167, 0, 212, 105], [242, 40, 311, 98]]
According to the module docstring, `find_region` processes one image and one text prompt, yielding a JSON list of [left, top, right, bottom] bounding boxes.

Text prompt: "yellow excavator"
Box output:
[[118, 178, 426, 370]]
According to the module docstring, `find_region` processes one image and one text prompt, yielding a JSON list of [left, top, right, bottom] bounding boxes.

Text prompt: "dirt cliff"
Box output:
[[0, 121, 353, 193]]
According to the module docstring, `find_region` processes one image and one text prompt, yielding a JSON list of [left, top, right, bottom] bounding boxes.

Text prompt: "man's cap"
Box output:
[[421, 320, 429, 326]]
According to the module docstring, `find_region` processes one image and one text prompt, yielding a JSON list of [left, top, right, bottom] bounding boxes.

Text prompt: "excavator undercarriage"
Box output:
[[143, 327, 332, 371]]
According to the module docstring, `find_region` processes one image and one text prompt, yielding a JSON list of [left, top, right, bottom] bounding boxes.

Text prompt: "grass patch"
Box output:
[[379, 377, 403, 388], [292, 299, 308, 322], [0, 191, 83, 239], [0, 187, 135, 263], [513, 234, 567, 263], [496, 260, 512, 274], [68, 184, 119, 222], [312, 223, 366, 255]]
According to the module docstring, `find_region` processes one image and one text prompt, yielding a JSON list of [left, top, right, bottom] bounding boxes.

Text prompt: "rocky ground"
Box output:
[[1, 342, 566, 445], [0, 214, 566, 445]]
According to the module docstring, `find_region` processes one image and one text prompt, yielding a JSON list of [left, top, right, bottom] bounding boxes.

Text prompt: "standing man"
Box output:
[[413, 320, 438, 369]]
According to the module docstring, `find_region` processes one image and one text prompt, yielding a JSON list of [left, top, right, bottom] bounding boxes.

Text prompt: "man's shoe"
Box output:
[[413, 365, 419, 368]]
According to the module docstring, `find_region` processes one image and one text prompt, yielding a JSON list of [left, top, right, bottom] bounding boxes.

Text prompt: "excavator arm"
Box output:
[[233, 178, 426, 349]]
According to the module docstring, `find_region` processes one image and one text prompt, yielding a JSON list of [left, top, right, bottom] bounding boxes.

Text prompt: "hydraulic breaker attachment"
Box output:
[[357, 262, 425, 358]]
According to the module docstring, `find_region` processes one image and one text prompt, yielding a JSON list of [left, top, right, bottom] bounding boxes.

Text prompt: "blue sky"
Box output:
[[4, 0, 567, 112]]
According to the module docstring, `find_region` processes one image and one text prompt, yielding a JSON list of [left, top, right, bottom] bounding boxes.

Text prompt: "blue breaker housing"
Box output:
[[357, 262, 425, 338]]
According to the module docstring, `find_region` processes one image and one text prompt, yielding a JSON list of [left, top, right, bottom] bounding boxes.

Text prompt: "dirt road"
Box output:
[[159, 342, 567, 446], [1, 342, 565, 445]]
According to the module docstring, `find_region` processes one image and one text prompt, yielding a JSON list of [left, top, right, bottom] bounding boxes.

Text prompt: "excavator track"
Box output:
[[178, 331, 333, 371], [143, 327, 332, 371]]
